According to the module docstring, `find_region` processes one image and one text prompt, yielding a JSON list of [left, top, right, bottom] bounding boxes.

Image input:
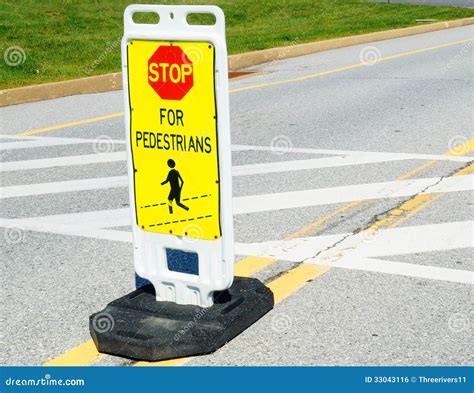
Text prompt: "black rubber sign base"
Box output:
[[89, 277, 274, 361]]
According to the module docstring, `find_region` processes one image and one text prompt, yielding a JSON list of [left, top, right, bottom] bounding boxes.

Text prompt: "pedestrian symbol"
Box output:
[[161, 159, 189, 214]]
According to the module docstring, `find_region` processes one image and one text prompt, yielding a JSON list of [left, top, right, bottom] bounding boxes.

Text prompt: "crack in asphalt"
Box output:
[[302, 160, 473, 264], [264, 160, 473, 279]]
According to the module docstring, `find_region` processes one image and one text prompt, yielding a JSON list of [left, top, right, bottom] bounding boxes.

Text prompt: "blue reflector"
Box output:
[[166, 248, 199, 275]]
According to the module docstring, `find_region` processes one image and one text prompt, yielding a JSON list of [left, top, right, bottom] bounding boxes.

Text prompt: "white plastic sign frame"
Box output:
[[121, 4, 234, 307]]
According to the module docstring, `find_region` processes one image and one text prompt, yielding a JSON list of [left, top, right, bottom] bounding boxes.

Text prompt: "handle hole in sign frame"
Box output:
[[186, 12, 216, 26], [132, 11, 160, 25]]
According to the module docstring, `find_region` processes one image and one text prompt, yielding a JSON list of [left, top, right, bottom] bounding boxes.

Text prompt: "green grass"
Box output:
[[0, 0, 472, 89]]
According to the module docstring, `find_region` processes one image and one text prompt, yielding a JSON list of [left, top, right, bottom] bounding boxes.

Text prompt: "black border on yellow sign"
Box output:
[[126, 43, 138, 227], [126, 40, 222, 239]]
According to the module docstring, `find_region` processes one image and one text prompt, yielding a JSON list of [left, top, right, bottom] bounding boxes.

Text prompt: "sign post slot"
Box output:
[[90, 4, 273, 362]]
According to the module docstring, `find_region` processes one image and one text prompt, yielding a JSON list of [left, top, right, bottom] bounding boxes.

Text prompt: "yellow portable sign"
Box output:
[[127, 40, 220, 240]]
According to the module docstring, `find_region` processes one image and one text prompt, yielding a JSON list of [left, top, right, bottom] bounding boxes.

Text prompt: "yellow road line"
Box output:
[[321, 138, 474, 234], [41, 255, 278, 366], [262, 135, 472, 241], [397, 160, 437, 181], [387, 193, 444, 229], [230, 38, 474, 93], [446, 139, 474, 157], [135, 263, 331, 366], [41, 257, 271, 366], [453, 162, 474, 176], [374, 161, 474, 231], [397, 137, 472, 180], [267, 264, 331, 304], [286, 201, 364, 240], [368, 193, 433, 231], [43, 339, 103, 367], [234, 256, 275, 277], [15, 112, 125, 137], [15, 39, 472, 137]]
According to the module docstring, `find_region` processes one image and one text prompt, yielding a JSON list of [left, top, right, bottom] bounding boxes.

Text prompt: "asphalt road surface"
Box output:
[[1, 25, 473, 367]]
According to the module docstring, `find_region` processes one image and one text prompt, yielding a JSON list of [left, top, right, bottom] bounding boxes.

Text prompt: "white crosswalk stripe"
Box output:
[[234, 221, 474, 284], [0, 135, 125, 150], [234, 174, 473, 214], [1, 135, 472, 286], [0, 151, 127, 172], [1, 172, 472, 202], [0, 176, 128, 198]]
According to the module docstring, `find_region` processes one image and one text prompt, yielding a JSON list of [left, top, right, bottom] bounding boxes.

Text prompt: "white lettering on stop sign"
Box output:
[[148, 63, 193, 83]]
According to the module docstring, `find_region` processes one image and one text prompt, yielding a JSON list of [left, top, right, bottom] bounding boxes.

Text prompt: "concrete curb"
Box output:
[[227, 17, 474, 70], [1, 17, 472, 107], [0, 73, 123, 108]]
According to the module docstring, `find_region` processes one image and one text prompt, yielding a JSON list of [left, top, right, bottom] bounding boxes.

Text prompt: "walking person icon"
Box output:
[[161, 159, 189, 214]]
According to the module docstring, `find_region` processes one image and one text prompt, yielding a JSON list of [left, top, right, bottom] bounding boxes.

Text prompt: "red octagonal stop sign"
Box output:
[[148, 45, 194, 100]]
